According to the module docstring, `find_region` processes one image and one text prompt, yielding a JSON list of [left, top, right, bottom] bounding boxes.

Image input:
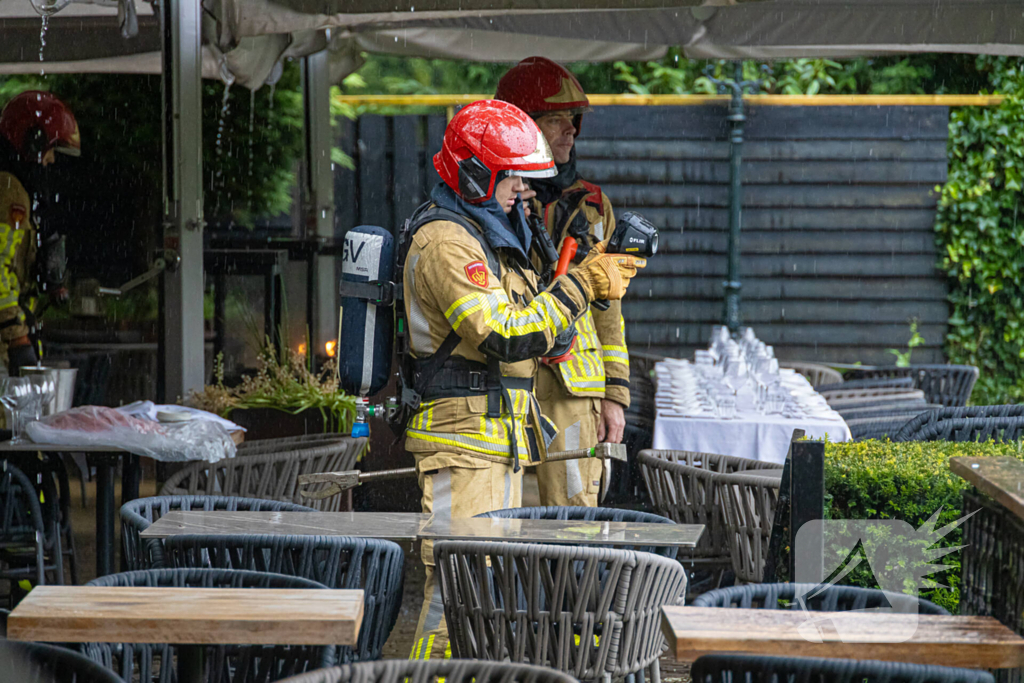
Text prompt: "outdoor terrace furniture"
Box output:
[[821, 385, 923, 402], [0, 460, 65, 595], [120, 495, 316, 570], [779, 361, 842, 387], [237, 433, 360, 455], [163, 533, 404, 663], [475, 505, 680, 559], [277, 659, 580, 683], [690, 654, 995, 683], [661, 605, 1024, 668], [816, 376, 915, 393], [896, 413, 1024, 443], [691, 583, 949, 615], [0, 640, 126, 683], [435, 540, 688, 683], [843, 364, 979, 408], [160, 438, 366, 511], [825, 389, 927, 410], [638, 450, 782, 572], [14, 453, 80, 584], [81, 568, 335, 683], [717, 470, 783, 583]]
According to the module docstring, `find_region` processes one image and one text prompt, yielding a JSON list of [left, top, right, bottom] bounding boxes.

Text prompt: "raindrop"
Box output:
[[38, 14, 48, 70], [248, 88, 256, 209]]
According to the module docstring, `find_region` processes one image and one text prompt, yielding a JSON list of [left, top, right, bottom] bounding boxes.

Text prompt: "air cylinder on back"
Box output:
[[338, 224, 394, 399]]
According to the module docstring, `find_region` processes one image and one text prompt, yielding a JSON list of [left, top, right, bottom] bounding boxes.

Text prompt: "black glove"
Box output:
[[7, 342, 38, 376]]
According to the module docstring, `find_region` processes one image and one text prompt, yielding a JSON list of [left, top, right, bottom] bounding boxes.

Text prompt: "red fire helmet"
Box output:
[[0, 90, 80, 162], [495, 56, 591, 119], [434, 99, 555, 203]]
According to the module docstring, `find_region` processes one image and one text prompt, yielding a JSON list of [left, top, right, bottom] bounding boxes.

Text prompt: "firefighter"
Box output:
[[406, 99, 645, 659], [496, 57, 630, 507], [0, 90, 77, 374]]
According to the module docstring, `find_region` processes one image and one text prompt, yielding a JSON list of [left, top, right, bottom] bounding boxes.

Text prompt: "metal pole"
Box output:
[[160, 0, 205, 402], [302, 51, 337, 362], [724, 62, 745, 335]]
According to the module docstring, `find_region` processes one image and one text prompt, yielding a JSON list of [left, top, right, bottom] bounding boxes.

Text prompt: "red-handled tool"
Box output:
[[554, 239, 578, 279]]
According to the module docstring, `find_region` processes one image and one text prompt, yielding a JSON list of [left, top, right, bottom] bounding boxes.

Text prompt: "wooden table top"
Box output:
[[661, 606, 1024, 669], [418, 516, 705, 547], [140, 511, 432, 541], [140, 511, 705, 547], [950, 456, 1024, 522], [7, 585, 363, 646]]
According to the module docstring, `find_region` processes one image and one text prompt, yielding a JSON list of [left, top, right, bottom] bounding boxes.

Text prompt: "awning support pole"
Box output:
[[159, 0, 205, 401]]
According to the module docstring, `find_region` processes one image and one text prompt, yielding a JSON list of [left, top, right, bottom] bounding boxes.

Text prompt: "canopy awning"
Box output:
[[1, 0, 1021, 86]]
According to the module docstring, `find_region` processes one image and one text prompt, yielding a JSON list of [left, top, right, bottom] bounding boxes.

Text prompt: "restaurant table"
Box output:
[[0, 433, 243, 576], [0, 442, 142, 576], [140, 510, 705, 548], [661, 605, 1024, 669], [6, 585, 363, 683]]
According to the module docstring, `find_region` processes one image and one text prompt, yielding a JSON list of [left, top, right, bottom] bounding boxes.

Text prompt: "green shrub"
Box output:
[[937, 57, 1024, 404], [824, 439, 1024, 612]]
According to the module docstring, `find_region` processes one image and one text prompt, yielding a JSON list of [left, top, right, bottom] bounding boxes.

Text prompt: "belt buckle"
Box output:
[[469, 371, 483, 391]]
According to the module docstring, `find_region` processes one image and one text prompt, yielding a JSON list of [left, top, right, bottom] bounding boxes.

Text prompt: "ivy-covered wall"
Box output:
[[937, 57, 1024, 404]]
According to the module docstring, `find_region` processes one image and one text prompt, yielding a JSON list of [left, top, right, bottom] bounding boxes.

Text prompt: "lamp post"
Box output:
[[704, 62, 766, 336]]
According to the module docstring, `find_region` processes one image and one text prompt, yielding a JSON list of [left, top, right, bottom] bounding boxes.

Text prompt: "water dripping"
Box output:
[[248, 89, 256, 210], [39, 15, 48, 72]]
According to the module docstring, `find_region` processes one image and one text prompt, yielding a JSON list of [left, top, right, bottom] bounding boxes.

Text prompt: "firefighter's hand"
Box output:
[[51, 286, 70, 305], [7, 338, 37, 375], [570, 243, 646, 301], [597, 399, 625, 444]]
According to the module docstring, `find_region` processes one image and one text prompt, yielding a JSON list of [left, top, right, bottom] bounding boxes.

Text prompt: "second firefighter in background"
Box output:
[[496, 57, 631, 507]]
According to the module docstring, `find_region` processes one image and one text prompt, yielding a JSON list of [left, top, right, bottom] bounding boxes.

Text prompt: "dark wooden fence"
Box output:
[[335, 105, 950, 365]]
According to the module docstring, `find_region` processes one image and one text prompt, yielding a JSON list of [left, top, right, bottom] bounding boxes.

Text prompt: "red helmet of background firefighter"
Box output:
[[0, 91, 78, 373], [496, 57, 633, 509]]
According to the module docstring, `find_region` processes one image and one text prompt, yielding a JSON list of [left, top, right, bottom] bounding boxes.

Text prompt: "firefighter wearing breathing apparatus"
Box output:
[[0, 91, 76, 375], [406, 100, 645, 660], [496, 57, 631, 507]]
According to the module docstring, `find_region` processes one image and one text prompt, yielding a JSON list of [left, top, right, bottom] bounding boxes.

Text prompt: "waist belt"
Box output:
[[415, 357, 533, 400]]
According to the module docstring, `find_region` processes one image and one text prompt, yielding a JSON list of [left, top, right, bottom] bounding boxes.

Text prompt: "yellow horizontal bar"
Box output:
[[334, 93, 1005, 107]]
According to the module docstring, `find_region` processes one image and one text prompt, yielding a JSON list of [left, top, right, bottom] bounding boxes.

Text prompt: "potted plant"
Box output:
[[189, 340, 356, 441]]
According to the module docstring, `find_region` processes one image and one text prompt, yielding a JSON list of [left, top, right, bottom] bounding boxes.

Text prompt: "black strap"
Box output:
[[408, 206, 501, 277], [412, 329, 463, 400], [338, 280, 396, 306]]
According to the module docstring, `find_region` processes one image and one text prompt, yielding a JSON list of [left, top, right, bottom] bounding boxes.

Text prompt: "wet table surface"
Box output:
[[661, 606, 1024, 669], [141, 511, 705, 547], [950, 456, 1024, 522], [417, 516, 704, 547], [141, 511, 432, 541], [6, 585, 363, 645]]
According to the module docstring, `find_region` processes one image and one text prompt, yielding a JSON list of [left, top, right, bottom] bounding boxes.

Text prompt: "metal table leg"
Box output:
[[94, 456, 115, 577], [119, 454, 141, 571], [177, 644, 205, 683]]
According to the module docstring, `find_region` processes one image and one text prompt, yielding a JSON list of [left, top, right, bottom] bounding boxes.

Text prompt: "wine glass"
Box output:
[[3, 377, 35, 443], [29, 374, 56, 417]]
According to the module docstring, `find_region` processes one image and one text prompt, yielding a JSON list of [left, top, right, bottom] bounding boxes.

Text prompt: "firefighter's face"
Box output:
[[535, 111, 576, 164], [494, 175, 529, 214], [39, 149, 57, 167]]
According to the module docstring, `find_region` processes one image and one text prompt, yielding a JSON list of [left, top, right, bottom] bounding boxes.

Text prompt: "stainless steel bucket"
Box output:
[[19, 367, 76, 415]]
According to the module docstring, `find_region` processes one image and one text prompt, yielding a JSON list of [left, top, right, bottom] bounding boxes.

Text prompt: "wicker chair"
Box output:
[[716, 471, 782, 583], [816, 376, 914, 393], [163, 534, 404, 663], [276, 659, 579, 683], [0, 640, 126, 683], [843, 364, 980, 408], [120, 495, 315, 570], [848, 415, 920, 441], [159, 438, 366, 511], [821, 385, 923, 402], [475, 505, 679, 559], [691, 654, 993, 683], [825, 390, 926, 410], [896, 415, 1024, 443], [638, 450, 782, 571], [435, 540, 687, 683], [779, 361, 842, 387], [894, 405, 1024, 443], [82, 568, 334, 683], [0, 460, 65, 594], [691, 583, 949, 615]]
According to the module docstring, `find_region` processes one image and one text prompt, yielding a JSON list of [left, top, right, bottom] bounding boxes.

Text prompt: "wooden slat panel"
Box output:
[[627, 322, 948, 348], [334, 117, 357, 237], [656, 230, 939, 255], [577, 139, 949, 162], [625, 277, 948, 301], [622, 207, 939, 231], [424, 114, 446, 195], [623, 300, 950, 325], [579, 159, 948, 185], [603, 184, 939, 209], [357, 115, 390, 229], [637, 254, 941, 278], [392, 116, 424, 227]]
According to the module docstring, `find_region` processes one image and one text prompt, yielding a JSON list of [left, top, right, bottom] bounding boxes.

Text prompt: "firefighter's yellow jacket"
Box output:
[[0, 170, 37, 345], [403, 208, 592, 471], [531, 179, 630, 408]]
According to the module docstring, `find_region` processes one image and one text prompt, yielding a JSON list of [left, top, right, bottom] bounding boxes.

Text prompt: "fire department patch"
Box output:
[[465, 261, 488, 288]]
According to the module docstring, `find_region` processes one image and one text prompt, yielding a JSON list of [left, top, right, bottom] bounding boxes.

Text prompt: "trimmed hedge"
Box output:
[[824, 439, 1024, 612]]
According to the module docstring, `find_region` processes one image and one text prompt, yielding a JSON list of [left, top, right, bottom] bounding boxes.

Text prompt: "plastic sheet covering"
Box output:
[[25, 406, 237, 463]]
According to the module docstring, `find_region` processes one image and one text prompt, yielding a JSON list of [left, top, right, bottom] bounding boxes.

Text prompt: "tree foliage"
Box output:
[[936, 56, 1024, 404]]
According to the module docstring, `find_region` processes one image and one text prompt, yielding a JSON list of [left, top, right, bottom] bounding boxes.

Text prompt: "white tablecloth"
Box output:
[[652, 411, 851, 465]]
